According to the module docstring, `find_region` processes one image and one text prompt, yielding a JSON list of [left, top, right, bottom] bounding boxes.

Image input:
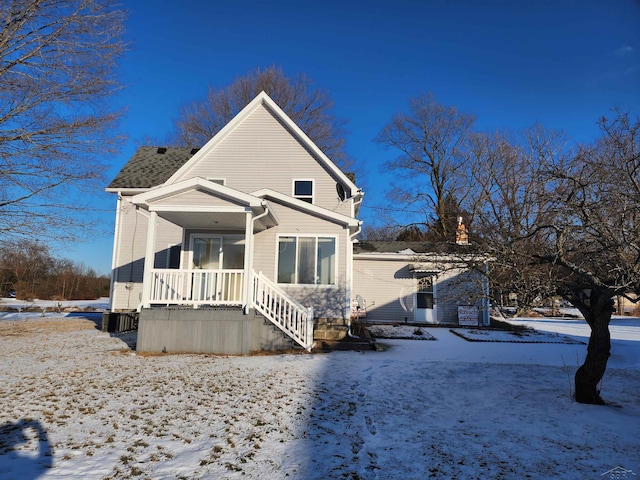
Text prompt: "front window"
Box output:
[[293, 180, 313, 203], [277, 236, 336, 285]]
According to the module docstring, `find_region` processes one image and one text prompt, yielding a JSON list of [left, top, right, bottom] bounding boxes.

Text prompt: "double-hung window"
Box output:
[[277, 236, 336, 285], [293, 180, 313, 203]]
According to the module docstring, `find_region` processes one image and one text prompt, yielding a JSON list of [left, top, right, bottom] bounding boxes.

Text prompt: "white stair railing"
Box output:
[[252, 271, 314, 351]]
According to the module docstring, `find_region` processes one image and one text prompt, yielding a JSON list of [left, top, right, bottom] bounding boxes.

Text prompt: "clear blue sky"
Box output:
[[72, 0, 640, 275]]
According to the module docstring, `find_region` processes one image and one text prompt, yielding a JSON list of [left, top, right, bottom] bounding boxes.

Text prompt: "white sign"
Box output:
[[458, 306, 478, 326]]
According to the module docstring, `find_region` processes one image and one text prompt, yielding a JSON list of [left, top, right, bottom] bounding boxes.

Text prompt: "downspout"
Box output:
[[346, 222, 362, 338], [245, 202, 270, 313], [352, 191, 364, 218]]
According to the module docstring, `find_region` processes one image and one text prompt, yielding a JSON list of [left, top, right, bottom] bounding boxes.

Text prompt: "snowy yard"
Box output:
[[0, 301, 639, 479]]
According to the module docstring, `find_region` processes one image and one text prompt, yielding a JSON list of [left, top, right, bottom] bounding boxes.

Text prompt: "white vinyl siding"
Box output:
[[111, 200, 146, 311], [352, 256, 485, 324], [111, 201, 182, 311], [252, 200, 348, 318], [352, 259, 415, 323], [171, 103, 353, 217]]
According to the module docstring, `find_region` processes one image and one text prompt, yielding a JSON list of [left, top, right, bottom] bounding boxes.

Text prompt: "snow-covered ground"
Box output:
[[0, 299, 638, 479], [0, 298, 109, 319]]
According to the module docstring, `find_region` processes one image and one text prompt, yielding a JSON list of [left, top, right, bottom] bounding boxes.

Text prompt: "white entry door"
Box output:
[[190, 235, 245, 302], [414, 276, 435, 323]]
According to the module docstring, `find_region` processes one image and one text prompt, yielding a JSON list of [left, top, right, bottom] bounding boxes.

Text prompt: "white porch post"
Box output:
[[243, 211, 254, 314], [141, 210, 157, 309], [109, 194, 123, 312]]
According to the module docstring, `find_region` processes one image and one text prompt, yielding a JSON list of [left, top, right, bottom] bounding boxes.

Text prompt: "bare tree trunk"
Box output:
[[574, 292, 613, 405]]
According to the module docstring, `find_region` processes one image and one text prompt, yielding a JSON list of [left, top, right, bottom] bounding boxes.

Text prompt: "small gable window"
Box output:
[[293, 180, 313, 203]]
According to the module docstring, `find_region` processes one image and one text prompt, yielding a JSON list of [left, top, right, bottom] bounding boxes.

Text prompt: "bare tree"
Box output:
[[469, 112, 640, 404], [172, 66, 351, 169], [0, 0, 126, 240], [376, 94, 476, 240], [360, 224, 398, 241], [467, 128, 563, 314]]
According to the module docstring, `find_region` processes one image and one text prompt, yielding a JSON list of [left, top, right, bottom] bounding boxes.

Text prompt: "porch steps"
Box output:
[[257, 314, 296, 349], [252, 272, 314, 351]]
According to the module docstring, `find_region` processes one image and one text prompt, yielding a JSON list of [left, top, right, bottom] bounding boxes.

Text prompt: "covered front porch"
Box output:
[[131, 177, 278, 309], [130, 178, 315, 350]]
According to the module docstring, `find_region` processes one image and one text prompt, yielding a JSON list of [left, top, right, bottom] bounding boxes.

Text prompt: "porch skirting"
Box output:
[[137, 307, 294, 354]]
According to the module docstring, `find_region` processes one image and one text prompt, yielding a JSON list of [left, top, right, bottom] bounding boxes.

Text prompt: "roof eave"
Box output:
[[253, 188, 361, 228], [106, 187, 152, 195]]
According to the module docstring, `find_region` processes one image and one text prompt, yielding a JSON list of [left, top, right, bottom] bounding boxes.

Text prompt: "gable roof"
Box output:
[[107, 147, 198, 190], [129, 177, 279, 230], [165, 91, 361, 198], [132, 177, 266, 209]]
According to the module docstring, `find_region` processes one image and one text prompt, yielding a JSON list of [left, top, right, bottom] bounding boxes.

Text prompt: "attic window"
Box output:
[[157, 147, 167, 154], [293, 180, 313, 204]]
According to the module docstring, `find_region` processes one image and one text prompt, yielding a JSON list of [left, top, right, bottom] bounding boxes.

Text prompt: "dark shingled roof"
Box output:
[[354, 241, 479, 255], [107, 146, 200, 189]]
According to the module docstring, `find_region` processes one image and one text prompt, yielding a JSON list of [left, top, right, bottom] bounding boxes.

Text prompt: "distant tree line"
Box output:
[[0, 240, 109, 301]]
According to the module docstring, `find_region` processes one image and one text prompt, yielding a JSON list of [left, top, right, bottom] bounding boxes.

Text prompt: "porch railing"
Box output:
[[252, 271, 314, 351], [147, 268, 314, 351], [150, 269, 244, 306]]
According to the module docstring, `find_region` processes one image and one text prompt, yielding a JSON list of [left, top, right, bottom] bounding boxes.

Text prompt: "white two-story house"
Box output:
[[106, 92, 363, 354]]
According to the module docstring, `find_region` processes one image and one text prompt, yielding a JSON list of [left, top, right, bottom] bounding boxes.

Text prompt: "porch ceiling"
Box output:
[[157, 210, 276, 231]]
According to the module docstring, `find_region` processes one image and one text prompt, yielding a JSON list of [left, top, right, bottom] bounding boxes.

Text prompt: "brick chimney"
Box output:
[[455, 215, 469, 245]]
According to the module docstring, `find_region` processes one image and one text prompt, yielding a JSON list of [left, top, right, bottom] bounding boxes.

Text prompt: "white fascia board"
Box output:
[[164, 91, 362, 198], [253, 188, 362, 228], [132, 177, 263, 208], [261, 200, 281, 225], [148, 205, 251, 213]]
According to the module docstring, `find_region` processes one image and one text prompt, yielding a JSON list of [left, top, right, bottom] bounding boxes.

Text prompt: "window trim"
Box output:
[[276, 234, 338, 286], [292, 179, 314, 204]]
